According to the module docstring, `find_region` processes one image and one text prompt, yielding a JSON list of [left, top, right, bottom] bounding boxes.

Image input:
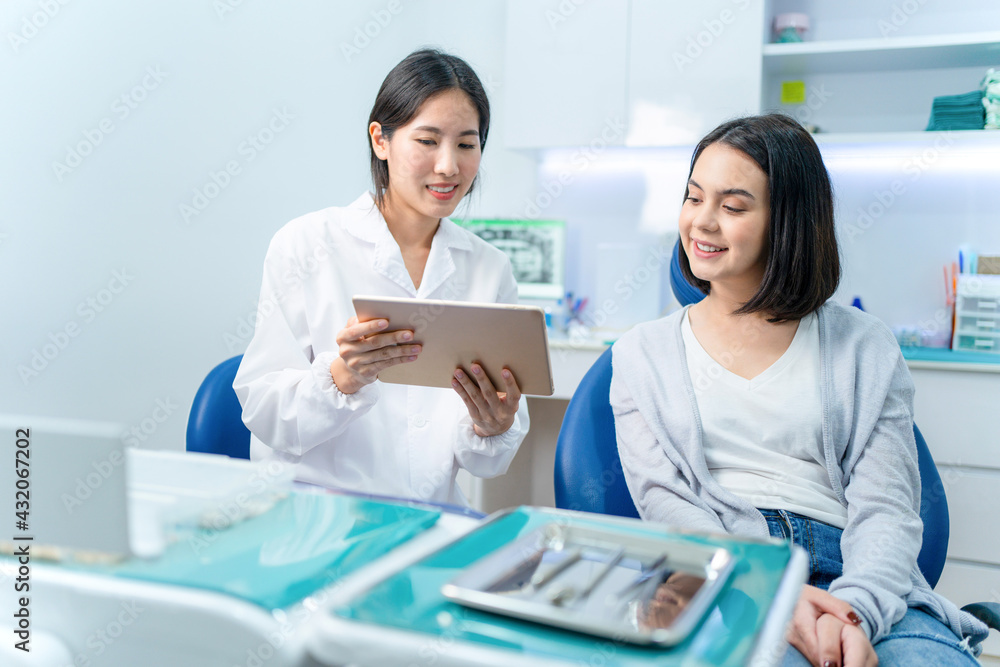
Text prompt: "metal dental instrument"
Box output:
[[548, 547, 626, 607], [616, 553, 669, 599]]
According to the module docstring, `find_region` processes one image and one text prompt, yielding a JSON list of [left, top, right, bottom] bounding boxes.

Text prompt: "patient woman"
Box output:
[[234, 49, 528, 506], [611, 114, 987, 666]]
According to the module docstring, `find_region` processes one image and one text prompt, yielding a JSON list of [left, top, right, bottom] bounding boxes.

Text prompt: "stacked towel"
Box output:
[[983, 68, 1000, 130], [925, 90, 985, 131]]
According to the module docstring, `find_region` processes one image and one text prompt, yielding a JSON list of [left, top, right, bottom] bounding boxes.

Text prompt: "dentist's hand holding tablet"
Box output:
[[329, 316, 422, 395], [332, 311, 524, 437], [450, 360, 522, 438], [330, 316, 521, 438]]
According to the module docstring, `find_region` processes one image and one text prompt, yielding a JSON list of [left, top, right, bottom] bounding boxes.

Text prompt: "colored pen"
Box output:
[[952, 263, 958, 305]]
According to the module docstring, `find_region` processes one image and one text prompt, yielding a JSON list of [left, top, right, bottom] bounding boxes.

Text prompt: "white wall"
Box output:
[[5, 0, 997, 454], [0, 0, 535, 450], [536, 141, 1000, 332]]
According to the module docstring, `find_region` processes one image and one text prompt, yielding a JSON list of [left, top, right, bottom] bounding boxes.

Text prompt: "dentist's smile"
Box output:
[[427, 183, 458, 200]]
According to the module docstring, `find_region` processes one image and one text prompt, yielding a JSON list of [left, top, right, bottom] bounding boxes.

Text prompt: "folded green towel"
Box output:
[[926, 90, 985, 131]]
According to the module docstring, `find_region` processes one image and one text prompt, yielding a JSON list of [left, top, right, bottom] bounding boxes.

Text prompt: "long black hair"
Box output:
[[678, 114, 840, 322], [368, 48, 490, 208]]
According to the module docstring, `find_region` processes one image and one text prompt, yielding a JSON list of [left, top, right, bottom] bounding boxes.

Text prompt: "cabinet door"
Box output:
[[628, 0, 764, 146], [504, 0, 629, 148]]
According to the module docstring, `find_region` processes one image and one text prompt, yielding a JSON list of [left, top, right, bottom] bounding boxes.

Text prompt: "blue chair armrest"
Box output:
[[962, 602, 1000, 632]]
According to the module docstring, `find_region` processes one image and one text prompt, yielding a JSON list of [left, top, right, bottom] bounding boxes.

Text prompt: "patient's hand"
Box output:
[[787, 585, 876, 667]]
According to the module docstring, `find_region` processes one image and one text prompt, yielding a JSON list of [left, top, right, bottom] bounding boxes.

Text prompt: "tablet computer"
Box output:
[[352, 295, 554, 396]]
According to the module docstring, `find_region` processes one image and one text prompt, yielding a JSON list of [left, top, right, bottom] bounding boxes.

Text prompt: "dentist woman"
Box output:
[[234, 49, 528, 506]]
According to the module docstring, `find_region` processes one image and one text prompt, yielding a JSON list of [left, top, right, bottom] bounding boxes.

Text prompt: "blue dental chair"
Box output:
[[553, 239, 1000, 629], [186, 355, 251, 460]]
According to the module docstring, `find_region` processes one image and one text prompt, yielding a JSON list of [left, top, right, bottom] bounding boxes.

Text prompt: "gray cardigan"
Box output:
[[611, 301, 987, 650]]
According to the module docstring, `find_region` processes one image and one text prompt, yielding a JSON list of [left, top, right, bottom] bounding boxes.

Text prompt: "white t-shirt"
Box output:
[[233, 192, 529, 506], [681, 309, 848, 528]]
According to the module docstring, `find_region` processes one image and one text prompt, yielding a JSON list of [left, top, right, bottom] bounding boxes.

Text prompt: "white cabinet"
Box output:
[[503, 0, 763, 148], [627, 0, 764, 146], [910, 364, 1000, 660], [503, 0, 629, 148]]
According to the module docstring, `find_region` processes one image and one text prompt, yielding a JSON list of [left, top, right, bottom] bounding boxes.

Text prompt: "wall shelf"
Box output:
[[808, 129, 1000, 158], [811, 128, 1000, 145], [763, 31, 1000, 75]]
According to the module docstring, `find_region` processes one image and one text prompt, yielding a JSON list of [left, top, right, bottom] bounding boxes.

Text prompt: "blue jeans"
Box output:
[[759, 509, 979, 667]]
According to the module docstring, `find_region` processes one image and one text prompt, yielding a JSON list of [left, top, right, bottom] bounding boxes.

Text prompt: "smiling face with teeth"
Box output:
[[679, 142, 770, 301], [369, 88, 482, 231]]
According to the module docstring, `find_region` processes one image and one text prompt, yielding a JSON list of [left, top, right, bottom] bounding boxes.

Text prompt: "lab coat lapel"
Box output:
[[347, 193, 417, 297], [417, 218, 470, 299], [345, 194, 418, 296], [346, 194, 472, 298], [373, 228, 418, 296]]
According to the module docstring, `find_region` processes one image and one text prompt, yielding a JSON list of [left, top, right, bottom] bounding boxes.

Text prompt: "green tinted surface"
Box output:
[[460, 219, 566, 229], [334, 508, 794, 666], [900, 346, 1000, 364], [72, 492, 440, 609]]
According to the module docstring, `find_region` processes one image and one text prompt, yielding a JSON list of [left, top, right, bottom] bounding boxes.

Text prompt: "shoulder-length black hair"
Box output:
[[678, 113, 840, 322], [368, 48, 490, 208]]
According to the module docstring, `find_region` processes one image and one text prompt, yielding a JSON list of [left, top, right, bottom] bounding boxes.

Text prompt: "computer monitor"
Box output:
[[457, 219, 566, 300], [0, 415, 131, 560]]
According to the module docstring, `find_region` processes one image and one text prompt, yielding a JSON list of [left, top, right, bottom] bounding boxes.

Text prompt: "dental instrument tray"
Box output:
[[440, 522, 735, 646]]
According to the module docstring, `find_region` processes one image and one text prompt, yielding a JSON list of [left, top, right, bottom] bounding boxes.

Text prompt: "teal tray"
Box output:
[[67, 491, 441, 609], [330, 507, 805, 666], [901, 346, 1000, 364]]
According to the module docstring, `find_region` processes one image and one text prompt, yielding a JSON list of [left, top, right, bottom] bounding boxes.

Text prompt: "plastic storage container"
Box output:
[[952, 274, 1000, 355], [127, 449, 294, 556]]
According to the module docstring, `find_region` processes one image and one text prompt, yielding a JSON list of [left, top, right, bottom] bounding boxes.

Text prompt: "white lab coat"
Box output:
[[234, 192, 529, 505]]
